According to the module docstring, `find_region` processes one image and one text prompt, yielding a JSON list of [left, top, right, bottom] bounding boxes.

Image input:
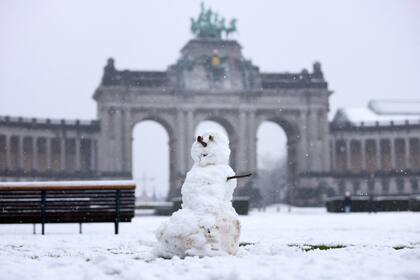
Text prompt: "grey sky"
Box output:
[[1, 0, 419, 196]]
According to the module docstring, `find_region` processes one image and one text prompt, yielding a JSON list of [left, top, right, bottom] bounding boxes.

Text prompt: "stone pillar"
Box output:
[[361, 139, 366, 170], [330, 139, 336, 172], [390, 137, 396, 170], [46, 138, 52, 170], [119, 108, 133, 174], [32, 137, 37, 170], [18, 136, 23, 169], [89, 139, 95, 171], [320, 110, 331, 171], [376, 139, 381, 171], [247, 110, 257, 172], [186, 110, 195, 169], [169, 138, 178, 198], [97, 107, 108, 173], [75, 137, 81, 171], [113, 108, 123, 172], [404, 138, 410, 170], [123, 110, 133, 174], [306, 109, 325, 172], [298, 111, 308, 172], [60, 138, 66, 171], [5, 135, 11, 169], [345, 139, 351, 171], [97, 106, 117, 173], [176, 109, 186, 174], [236, 110, 248, 172]]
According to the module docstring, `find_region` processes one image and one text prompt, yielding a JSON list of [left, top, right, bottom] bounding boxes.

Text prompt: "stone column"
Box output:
[[390, 137, 396, 170], [75, 137, 81, 171], [345, 139, 351, 171], [361, 138, 366, 170], [123, 110, 133, 174], [97, 107, 108, 173], [236, 110, 248, 172], [18, 136, 23, 169], [320, 110, 331, 171], [247, 110, 257, 172], [60, 138, 66, 171], [330, 139, 336, 172], [309, 110, 319, 171], [176, 109, 186, 174], [120, 109, 134, 174], [32, 137, 37, 170], [186, 110, 195, 169], [47, 138, 52, 170], [404, 138, 410, 170], [169, 138, 179, 198], [5, 135, 11, 169], [94, 140, 99, 173], [113, 108, 123, 172], [298, 111, 308, 172], [90, 139, 95, 171], [376, 139, 381, 171]]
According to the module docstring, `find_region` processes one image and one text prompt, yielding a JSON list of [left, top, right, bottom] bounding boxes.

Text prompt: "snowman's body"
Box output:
[[154, 132, 240, 258]]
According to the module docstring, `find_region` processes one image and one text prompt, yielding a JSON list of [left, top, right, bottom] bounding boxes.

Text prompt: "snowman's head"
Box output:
[[191, 131, 230, 166]]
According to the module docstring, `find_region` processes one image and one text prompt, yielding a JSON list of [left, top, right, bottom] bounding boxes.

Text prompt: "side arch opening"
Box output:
[[255, 121, 288, 208], [132, 120, 169, 201]]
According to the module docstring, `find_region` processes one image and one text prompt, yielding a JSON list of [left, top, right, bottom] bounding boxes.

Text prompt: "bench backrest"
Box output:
[[0, 181, 136, 224]]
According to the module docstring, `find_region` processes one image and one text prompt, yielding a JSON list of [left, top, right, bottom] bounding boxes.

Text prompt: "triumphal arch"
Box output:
[[94, 7, 331, 198], [0, 5, 333, 202]]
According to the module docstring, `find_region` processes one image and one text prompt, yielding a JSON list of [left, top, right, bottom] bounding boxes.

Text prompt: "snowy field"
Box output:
[[1, 207, 420, 280]]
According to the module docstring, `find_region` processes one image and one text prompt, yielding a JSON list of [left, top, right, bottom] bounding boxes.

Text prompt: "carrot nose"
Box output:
[[197, 136, 207, 147]]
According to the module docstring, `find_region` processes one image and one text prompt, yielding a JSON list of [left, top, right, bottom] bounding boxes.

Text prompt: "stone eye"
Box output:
[[197, 136, 207, 147]]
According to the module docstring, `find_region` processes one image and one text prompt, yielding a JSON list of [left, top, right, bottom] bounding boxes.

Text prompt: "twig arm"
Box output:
[[227, 173, 252, 181]]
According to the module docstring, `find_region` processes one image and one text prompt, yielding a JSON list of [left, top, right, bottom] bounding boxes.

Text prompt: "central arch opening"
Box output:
[[132, 121, 169, 201], [256, 121, 288, 207]]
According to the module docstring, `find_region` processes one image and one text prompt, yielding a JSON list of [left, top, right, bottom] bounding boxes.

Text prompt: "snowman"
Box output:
[[154, 131, 244, 258]]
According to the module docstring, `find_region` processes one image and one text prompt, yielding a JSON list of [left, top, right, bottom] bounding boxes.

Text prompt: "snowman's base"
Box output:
[[154, 208, 241, 258]]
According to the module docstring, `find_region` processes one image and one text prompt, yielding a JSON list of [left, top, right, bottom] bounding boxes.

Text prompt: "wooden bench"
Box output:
[[0, 180, 136, 234]]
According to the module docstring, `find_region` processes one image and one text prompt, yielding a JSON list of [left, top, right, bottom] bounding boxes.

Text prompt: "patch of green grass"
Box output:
[[288, 244, 346, 252], [239, 242, 255, 247], [393, 245, 413, 250]]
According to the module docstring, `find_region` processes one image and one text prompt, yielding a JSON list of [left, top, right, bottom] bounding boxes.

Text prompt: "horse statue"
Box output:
[[190, 3, 238, 39]]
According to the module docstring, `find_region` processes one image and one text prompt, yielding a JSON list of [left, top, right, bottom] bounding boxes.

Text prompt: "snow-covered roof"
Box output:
[[368, 100, 420, 115], [333, 100, 420, 126]]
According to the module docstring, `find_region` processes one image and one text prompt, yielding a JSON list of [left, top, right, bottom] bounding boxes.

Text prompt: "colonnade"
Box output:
[[0, 134, 97, 173], [331, 136, 420, 173]]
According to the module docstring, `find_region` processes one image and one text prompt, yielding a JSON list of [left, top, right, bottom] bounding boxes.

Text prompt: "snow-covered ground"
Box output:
[[1, 207, 420, 280]]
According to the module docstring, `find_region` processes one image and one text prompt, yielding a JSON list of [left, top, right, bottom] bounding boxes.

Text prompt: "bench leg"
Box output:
[[115, 190, 121, 235], [41, 190, 46, 235], [79, 223, 82, 234], [33, 224, 36, 235]]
